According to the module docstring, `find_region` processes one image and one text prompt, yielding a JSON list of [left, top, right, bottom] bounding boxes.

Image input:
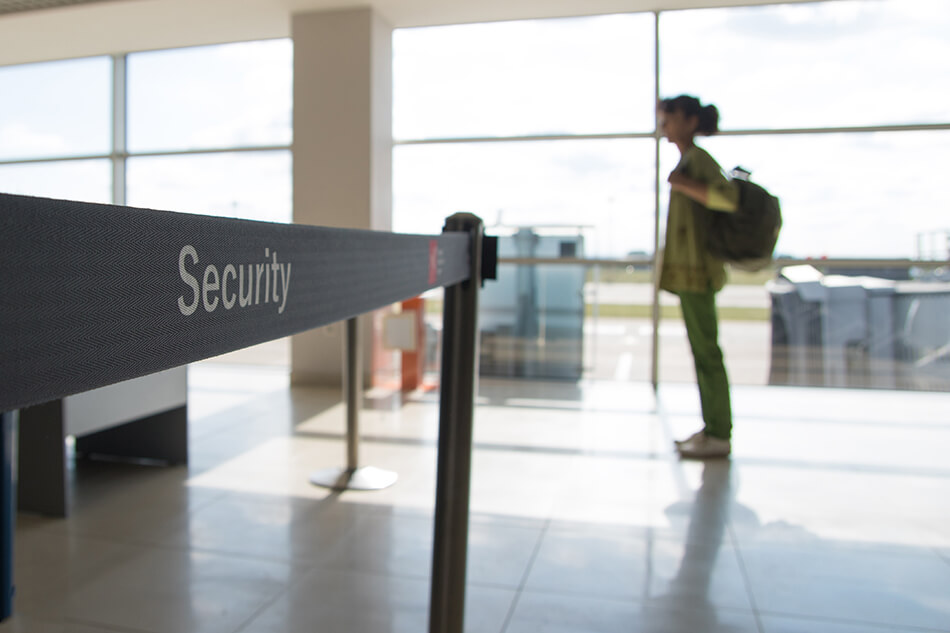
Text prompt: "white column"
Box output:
[[290, 7, 393, 386]]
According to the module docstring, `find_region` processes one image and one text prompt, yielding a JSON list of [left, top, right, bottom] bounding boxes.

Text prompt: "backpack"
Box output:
[[702, 167, 782, 272]]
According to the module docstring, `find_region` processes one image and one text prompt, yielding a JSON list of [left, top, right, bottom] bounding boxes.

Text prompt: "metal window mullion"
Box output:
[[394, 132, 656, 146], [112, 53, 127, 206], [128, 145, 293, 159], [719, 123, 950, 136], [651, 10, 662, 393], [4, 123, 942, 168], [0, 154, 110, 167], [392, 123, 950, 149]]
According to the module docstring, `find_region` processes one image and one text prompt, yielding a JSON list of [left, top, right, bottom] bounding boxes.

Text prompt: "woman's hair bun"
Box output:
[[659, 95, 720, 136], [698, 104, 720, 136]]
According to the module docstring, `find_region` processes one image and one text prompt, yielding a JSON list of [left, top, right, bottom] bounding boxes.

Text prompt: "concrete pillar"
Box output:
[[291, 7, 393, 386]]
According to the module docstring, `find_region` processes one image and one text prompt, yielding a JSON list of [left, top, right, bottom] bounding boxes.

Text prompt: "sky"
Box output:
[[391, 1, 950, 259], [1, 0, 948, 260]]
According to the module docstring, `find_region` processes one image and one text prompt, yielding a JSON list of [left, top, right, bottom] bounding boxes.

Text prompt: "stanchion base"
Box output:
[[309, 466, 398, 491]]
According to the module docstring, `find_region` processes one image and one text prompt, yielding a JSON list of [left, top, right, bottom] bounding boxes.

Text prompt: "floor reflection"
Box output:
[[643, 461, 751, 632]]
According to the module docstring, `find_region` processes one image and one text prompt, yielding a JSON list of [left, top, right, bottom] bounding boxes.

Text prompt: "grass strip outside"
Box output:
[[426, 300, 769, 322], [588, 268, 776, 286], [586, 304, 769, 321]]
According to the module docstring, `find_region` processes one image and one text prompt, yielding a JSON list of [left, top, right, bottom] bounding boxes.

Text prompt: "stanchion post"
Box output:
[[309, 317, 398, 491], [345, 317, 360, 471], [429, 213, 484, 633], [1, 410, 16, 622]]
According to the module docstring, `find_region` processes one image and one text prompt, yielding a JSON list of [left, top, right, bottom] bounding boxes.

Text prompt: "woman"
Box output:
[[658, 95, 738, 459]]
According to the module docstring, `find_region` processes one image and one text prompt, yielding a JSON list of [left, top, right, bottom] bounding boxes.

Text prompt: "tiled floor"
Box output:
[[3, 363, 950, 633]]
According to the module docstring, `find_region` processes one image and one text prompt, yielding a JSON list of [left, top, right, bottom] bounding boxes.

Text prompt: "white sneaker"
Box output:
[[673, 430, 705, 447], [676, 433, 731, 459]]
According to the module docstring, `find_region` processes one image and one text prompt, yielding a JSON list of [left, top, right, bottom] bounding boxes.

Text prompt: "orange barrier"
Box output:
[[400, 296, 426, 391]]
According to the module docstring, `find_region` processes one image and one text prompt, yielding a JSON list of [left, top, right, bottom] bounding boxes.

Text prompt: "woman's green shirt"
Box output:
[[659, 145, 739, 294]]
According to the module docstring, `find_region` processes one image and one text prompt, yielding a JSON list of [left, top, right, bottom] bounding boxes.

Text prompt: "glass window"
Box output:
[[0, 159, 111, 203], [127, 40, 292, 153], [126, 151, 292, 223], [394, 14, 656, 140], [660, 0, 950, 129], [701, 130, 950, 259], [394, 139, 656, 258], [0, 57, 111, 161]]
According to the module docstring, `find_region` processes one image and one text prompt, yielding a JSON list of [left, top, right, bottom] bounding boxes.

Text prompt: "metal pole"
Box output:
[[345, 317, 360, 470], [309, 317, 397, 491], [1, 410, 17, 622], [429, 213, 483, 633]]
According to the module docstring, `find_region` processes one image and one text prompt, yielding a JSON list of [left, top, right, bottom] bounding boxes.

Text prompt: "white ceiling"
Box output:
[[0, 0, 825, 66]]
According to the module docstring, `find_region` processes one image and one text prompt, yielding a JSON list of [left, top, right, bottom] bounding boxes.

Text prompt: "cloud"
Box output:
[[0, 123, 69, 159]]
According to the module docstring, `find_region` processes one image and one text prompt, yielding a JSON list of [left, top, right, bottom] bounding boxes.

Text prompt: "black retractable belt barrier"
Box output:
[[0, 193, 495, 629], [0, 193, 469, 411]]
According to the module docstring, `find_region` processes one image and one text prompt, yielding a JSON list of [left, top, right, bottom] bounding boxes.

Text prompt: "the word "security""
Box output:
[[178, 245, 292, 316]]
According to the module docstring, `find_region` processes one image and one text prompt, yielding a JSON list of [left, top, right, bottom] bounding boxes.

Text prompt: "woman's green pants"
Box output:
[[678, 290, 733, 441]]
